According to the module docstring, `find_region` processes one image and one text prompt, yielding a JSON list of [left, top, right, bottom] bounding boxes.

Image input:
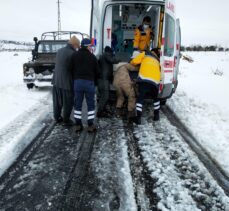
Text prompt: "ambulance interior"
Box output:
[[103, 3, 162, 62]]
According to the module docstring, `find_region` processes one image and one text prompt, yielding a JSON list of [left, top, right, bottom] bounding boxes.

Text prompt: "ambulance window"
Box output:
[[164, 14, 175, 57]]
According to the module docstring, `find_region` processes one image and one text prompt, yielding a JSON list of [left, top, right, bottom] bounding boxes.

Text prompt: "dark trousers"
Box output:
[[52, 86, 74, 121], [97, 79, 110, 113], [136, 82, 160, 116], [74, 79, 95, 126]]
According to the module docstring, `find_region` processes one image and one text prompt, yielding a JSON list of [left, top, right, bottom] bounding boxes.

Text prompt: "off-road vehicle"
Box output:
[[23, 31, 88, 89]]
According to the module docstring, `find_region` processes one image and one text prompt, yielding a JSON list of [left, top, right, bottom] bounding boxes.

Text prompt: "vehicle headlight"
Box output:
[[37, 73, 43, 79], [24, 67, 35, 77], [28, 68, 35, 74]]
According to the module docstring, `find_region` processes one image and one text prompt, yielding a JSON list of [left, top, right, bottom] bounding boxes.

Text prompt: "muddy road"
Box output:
[[0, 105, 228, 211]]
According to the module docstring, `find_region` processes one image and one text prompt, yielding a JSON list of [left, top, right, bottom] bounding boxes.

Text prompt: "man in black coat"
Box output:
[[72, 38, 99, 132], [97, 46, 119, 117], [52, 36, 80, 125]]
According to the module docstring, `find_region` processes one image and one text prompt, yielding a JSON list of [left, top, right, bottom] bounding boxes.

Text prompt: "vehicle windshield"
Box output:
[[38, 41, 67, 53]]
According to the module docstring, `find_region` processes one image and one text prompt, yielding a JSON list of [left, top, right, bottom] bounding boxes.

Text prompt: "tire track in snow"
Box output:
[[60, 118, 138, 211], [132, 104, 229, 210], [124, 121, 160, 211], [162, 105, 229, 196]]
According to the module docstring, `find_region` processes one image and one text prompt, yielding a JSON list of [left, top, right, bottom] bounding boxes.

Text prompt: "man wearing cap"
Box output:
[[52, 36, 80, 126], [72, 38, 99, 132]]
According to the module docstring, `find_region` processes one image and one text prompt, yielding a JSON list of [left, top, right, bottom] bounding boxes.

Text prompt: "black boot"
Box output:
[[128, 110, 136, 123], [116, 108, 124, 117], [135, 115, 141, 125], [153, 110, 160, 121]]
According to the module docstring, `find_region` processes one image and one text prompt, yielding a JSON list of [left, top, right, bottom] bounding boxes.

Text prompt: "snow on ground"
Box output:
[[0, 50, 229, 209], [135, 116, 229, 210], [167, 51, 229, 176], [90, 118, 138, 210], [0, 41, 33, 51], [0, 51, 51, 176]]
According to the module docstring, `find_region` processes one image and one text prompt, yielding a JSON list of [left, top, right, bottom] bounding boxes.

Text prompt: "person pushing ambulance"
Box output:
[[130, 48, 161, 124]]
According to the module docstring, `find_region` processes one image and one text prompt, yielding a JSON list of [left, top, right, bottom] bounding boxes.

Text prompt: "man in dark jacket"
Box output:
[[72, 38, 99, 132], [52, 36, 80, 125], [97, 46, 119, 117]]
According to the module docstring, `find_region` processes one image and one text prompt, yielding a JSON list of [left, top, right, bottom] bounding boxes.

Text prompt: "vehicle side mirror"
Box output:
[[33, 37, 38, 43], [32, 49, 38, 61]]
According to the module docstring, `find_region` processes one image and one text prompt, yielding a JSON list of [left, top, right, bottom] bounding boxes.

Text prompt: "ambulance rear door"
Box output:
[[159, 0, 176, 99], [173, 18, 181, 91], [90, 0, 106, 57]]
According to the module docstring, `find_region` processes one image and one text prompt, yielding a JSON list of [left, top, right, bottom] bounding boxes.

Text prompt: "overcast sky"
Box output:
[[0, 0, 229, 47]]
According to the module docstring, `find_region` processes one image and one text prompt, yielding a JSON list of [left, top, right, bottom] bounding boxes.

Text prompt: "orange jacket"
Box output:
[[133, 25, 153, 51], [131, 52, 160, 85]]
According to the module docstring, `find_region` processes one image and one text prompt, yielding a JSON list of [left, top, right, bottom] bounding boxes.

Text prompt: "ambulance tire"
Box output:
[[160, 99, 167, 106]]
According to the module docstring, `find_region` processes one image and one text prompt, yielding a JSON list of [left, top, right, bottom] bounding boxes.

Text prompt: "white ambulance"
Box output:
[[90, 0, 181, 103]]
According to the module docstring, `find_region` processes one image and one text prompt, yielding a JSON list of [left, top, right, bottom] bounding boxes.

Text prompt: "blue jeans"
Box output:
[[74, 79, 95, 125]]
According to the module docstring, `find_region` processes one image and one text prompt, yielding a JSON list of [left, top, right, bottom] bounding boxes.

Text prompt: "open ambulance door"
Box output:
[[173, 18, 181, 92], [159, 0, 176, 99], [90, 0, 105, 57]]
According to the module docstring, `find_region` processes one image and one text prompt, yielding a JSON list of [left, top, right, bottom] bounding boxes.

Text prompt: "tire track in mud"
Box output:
[[162, 105, 229, 196], [0, 123, 86, 210], [59, 131, 97, 211], [60, 118, 138, 211]]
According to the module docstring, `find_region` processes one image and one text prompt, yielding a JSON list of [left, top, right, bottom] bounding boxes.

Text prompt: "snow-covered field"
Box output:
[[0, 41, 33, 51], [168, 51, 229, 176], [0, 51, 51, 176]]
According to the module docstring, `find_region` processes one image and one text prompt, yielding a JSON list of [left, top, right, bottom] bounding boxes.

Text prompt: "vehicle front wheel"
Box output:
[[27, 83, 34, 89]]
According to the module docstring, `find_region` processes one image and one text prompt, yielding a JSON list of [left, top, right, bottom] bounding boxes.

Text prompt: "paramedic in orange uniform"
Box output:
[[133, 16, 154, 51]]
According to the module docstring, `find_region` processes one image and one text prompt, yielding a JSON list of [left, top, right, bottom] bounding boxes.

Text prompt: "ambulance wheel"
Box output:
[[160, 99, 167, 106], [27, 83, 34, 89]]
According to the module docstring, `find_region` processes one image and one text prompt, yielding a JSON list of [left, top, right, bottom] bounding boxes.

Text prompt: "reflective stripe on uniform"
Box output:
[[88, 115, 95, 120], [136, 103, 143, 112], [154, 101, 160, 110], [154, 105, 160, 110], [74, 114, 82, 119], [88, 110, 95, 120], [88, 111, 95, 115], [74, 110, 82, 115]]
